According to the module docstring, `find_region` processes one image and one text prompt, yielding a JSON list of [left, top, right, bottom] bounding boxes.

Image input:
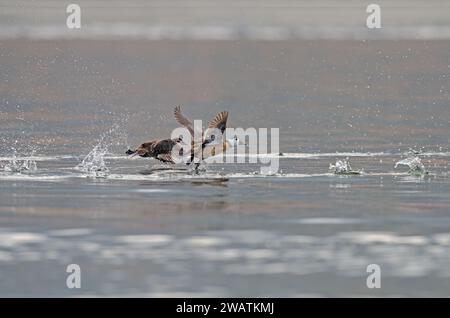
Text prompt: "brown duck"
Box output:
[[125, 137, 183, 163], [173, 106, 229, 165], [126, 107, 229, 166]]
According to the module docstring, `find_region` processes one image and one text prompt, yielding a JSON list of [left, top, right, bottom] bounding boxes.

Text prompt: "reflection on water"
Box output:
[[0, 152, 449, 296], [1, 226, 450, 296]]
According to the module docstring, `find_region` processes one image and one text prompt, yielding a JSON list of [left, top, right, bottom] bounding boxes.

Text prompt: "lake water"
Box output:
[[1, 3, 450, 296]]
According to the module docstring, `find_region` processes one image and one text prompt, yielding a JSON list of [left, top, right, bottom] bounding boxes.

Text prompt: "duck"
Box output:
[[126, 106, 235, 168], [125, 137, 183, 163], [173, 106, 232, 166], [174, 106, 242, 167]]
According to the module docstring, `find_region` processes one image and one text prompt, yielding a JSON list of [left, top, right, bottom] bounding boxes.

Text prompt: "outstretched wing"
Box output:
[[173, 106, 195, 137], [208, 111, 228, 134], [190, 111, 229, 162], [203, 111, 228, 146]]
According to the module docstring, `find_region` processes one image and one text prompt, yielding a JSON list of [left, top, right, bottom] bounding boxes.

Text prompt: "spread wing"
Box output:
[[173, 108, 229, 163], [190, 111, 229, 162], [203, 111, 228, 146], [173, 106, 195, 137], [208, 111, 228, 134]]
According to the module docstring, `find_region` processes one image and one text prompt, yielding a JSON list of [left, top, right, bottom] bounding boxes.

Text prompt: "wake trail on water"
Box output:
[[0, 145, 447, 181]]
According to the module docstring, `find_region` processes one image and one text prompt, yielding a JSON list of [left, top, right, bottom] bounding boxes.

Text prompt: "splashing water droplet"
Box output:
[[1, 158, 37, 173], [75, 141, 110, 176], [329, 158, 361, 175], [395, 156, 427, 175], [75, 122, 128, 177]]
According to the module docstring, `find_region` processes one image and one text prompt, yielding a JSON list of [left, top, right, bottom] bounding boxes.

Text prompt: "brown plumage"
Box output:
[[126, 137, 183, 163], [207, 111, 228, 135], [174, 106, 196, 137], [126, 107, 229, 168], [173, 106, 228, 141], [173, 106, 229, 165]]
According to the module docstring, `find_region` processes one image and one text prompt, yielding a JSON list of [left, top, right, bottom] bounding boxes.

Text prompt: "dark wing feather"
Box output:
[[207, 111, 228, 134], [201, 111, 229, 151], [153, 139, 176, 154], [156, 153, 175, 164]]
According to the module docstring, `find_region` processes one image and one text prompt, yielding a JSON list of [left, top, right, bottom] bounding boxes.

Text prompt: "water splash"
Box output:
[[406, 148, 423, 156], [76, 141, 110, 176], [1, 146, 38, 173], [395, 156, 428, 175], [1, 158, 37, 173], [75, 122, 128, 177], [329, 158, 362, 175]]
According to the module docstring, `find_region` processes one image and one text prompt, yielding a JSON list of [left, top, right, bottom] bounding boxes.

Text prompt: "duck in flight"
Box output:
[[174, 106, 242, 167], [126, 106, 239, 168]]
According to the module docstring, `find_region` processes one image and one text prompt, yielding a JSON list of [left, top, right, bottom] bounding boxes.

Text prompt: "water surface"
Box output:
[[1, 38, 450, 297]]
